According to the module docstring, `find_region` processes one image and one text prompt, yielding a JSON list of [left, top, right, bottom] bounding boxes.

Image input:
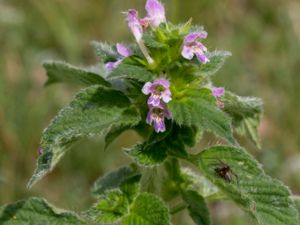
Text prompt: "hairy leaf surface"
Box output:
[[44, 61, 110, 86], [0, 197, 86, 225], [122, 193, 170, 225], [196, 51, 231, 76], [168, 89, 236, 144], [223, 92, 263, 148], [182, 190, 211, 225], [92, 165, 139, 196], [190, 146, 300, 225], [28, 86, 140, 188]]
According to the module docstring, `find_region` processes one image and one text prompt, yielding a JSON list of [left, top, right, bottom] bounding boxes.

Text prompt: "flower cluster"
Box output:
[[142, 79, 172, 133], [124, 0, 211, 132]]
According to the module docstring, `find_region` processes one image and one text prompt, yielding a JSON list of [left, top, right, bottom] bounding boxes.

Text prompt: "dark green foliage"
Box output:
[[92, 165, 140, 196], [43, 61, 111, 86], [168, 88, 236, 144], [108, 62, 154, 82], [182, 190, 211, 225]]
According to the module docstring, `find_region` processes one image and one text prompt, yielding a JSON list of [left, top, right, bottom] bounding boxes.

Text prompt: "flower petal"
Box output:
[[153, 115, 166, 133], [153, 78, 170, 89], [116, 43, 133, 57], [145, 0, 166, 27], [181, 46, 194, 60], [127, 9, 143, 41], [161, 89, 172, 103], [184, 31, 207, 43], [148, 94, 161, 107], [195, 52, 209, 64], [142, 82, 153, 95], [212, 87, 225, 97], [105, 60, 121, 71]]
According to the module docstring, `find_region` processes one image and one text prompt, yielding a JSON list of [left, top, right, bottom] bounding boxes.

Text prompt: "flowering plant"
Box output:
[[1, 1, 299, 225]]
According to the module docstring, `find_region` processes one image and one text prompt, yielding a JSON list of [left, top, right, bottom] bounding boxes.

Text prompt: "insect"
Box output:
[[214, 160, 237, 183]]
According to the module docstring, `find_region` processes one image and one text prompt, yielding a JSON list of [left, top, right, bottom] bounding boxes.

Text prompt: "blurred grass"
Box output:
[[0, 0, 300, 224]]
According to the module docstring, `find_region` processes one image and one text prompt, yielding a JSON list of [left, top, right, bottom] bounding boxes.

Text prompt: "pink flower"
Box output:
[[144, 0, 166, 28], [146, 105, 171, 133], [181, 32, 209, 64], [142, 78, 172, 107]]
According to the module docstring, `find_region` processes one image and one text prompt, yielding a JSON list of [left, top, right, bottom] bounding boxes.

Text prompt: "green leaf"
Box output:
[[122, 193, 170, 225], [28, 86, 141, 188], [168, 88, 236, 144], [91, 41, 119, 62], [0, 197, 86, 225], [182, 190, 211, 225], [143, 32, 168, 49], [85, 189, 130, 224], [223, 92, 263, 148], [104, 125, 131, 150], [91, 165, 140, 196], [86, 175, 141, 224], [190, 146, 300, 225], [108, 63, 154, 82], [44, 61, 110, 87], [196, 51, 231, 76], [126, 142, 168, 166]]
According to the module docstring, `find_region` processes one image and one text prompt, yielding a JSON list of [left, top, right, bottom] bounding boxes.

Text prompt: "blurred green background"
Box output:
[[1, 0, 300, 224]]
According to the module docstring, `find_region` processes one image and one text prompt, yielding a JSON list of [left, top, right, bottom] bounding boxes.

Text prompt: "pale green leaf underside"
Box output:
[[122, 193, 170, 225], [43, 61, 110, 87], [223, 92, 263, 148], [0, 197, 86, 225], [28, 85, 140, 188], [190, 146, 300, 225], [168, 89, 236, 145]]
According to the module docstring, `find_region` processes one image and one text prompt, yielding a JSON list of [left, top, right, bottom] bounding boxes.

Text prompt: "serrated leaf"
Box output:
[[122, 193, 170, 225], [91, 41, 119, 62], [28, 86, 141, 188], [44, 61, 110, 87], [168, 88, 236, 145], [182, 190, 211, 225], [91, 165, 139, 196], [0, 197, 86, 225], [108, 63, 154, 82], [196, 51, 231, 76], [190, 146, 300, 225], [125, 142, 168, 166], [223, 92, 263, 148]]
